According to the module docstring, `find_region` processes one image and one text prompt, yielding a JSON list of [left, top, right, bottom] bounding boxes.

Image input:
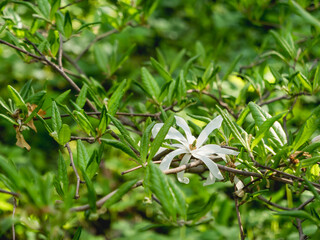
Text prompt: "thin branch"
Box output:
[[296, 218, 307, 240], [58, 32, 63, 69], [0, 189, 19, 198], [66, 142, 82, 199], [59, 0, 83, 10], [239, 58, 266, 73], [258, 92, 310, 106], [296, 197, 315, 210], [257, 195, 291, 210], [75, 29, 118, 62], [12, 197, 16, 240], [187, 89, 236, 119], [234, 185, 245, 240]]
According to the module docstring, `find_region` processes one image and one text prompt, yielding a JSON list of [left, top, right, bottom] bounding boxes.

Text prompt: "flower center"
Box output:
[[189, 139, 197, 150]]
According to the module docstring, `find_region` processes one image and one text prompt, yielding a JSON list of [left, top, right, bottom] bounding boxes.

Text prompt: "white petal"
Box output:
[[195, 144, 239, 156], [311, 135, 320, 143], [196, 115, 223, 148], [175, 116, 196, 144], [159, 149, 187, 171], [193, 153, 224, 180], [234, 176, 244, 190], [152, 124, 188, 145], [177, 154, 192, 184], [154, 147, 168, 157], [203, 172, 216, 186]]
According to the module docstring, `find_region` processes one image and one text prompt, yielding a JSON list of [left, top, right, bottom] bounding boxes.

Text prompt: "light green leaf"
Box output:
[[7, 85, 28, 113], [270, 30, 295, 59], [168, 177, 187, 220], [58, 124, 71, 145], [73, 110, 95, 135], [169, 48, 185, 73], [19, 80, 33, 99], [94, 45, 108, 73], [25, 91, 46, 123], [97, 106, 108, 136], [50, 0, 60, 20], [145, 162, 176, 220], [55, 89, 71, 104], [77, 140, 90, 170], [140, 122, 155, 163], [81, 169, 96, 212], [313, 66, 320, 93], [58, 151, 68, 194], [141, 67, 160, 100], [274, 210, 320, 225], [76, 84, 88, 108], [148, 114, 175, 162], [293, 106, 320, 151], [108, 79, 127, 117], [51, 100, 62, 133], [100, 138, 138, 160], [36, 0, 50, 18], [0, 97, 12, 114], [108, 114, 139, 151], [0, 114, 18, 125], [36, 113, 53, 133], [251, 111, 288, 150], [289, 0, 320, 28], [248, 102, 287, 147], [55, 12, 65, 35], [150, 57, 172, 82], [103, 179, 138, 208], [297, 72, 312, 92], [64, 11, 72, 38]]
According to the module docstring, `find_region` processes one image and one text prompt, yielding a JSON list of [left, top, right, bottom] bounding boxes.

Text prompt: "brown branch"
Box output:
[[258, 92, 310, 106], [235, 186, 245, 240], [58, 32, 63, 70], [187, 89, 236, 119], [257, 195, 291, 210], [12, 197, 16, 240], [296, 218, 307, 240], [75, 29, 118, 62], [59, 0, 83, 10], [66, 142, 82, 199], [296, 197, 315, 210], [0, 189, 19, 198], [70, 136, 95, 143]]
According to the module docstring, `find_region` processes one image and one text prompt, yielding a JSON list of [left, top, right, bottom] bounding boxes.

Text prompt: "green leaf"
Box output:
[[223, 54, 242, 80], [19, 80, 33, 99], [141, 67, 160, 100], [64, 11, 73, 38], [150, 57, 172, 82], [313, 66, 320, 92], [100, 138, 138, 160], [73, 110, 95, 135], [55, 89, 71, 104], [168, 177, 187, 220], [104, 179, 138, 208], [86, 151, 101, 179], [145, 162, 176, 220], [25, 91, 47, 123], [55, 12, 65, 35], [58, 124, 71, 145], [140, 122, 156, 163], [108, 79, 127, 117], [187, 194, 217, 222], [72, 227, 82, 240], [169, 48, 185, 73], [25, 90, 46, 104], [94, 44, 108, 73], [274, 210, 320, 225], [216, 106, 248, 151], [270, 30, 295, 59], [36, 0, 50, 18], [51, 100, 62, 133], [50, 0, 60, 20], [297, 72, 312, 92], [289, 0, 320, 28], [293, 106, 320, 151], [76, 84, 88, 108], [7, 85, 28, 113], [0, 156, 21, 190], [36, 113, 53, 133], [0, 97, 12, 114], [97, 106, 108, 136], [0, 114, 18, 125], [108, 114, 139, 151], [77, 140, 90, 170], [58, 151, 68, 194], [251, 111, 288, 150], [303, 177, 320, 201], [248, 102, 287, 147], [81, 169, 96, 212], [148, 114, 175, 162]]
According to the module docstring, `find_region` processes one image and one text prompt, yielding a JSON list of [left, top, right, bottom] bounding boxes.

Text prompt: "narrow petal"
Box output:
[[195, 144, 239, 156], [175, 116, 196, 144], [203, 172, 216, 186], [177, 154, 191, 184], [234, 176, 244, 190], [193, 153, 224, 180], [159, 149, 187, 171], [196, 115, 223, 148], [152, 124, 188, 145]]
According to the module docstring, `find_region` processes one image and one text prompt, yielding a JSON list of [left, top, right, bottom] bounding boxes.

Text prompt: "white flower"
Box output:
[[152, 115, 239, 186]]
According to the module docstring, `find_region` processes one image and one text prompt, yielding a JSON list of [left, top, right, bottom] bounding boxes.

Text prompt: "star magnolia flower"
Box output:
[[152, 115, 239, 186]]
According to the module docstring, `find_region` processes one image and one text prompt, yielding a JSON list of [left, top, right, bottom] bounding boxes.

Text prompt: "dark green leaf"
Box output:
[[51, 100, 62, 133], [7, 85, 28, 113], [140, 122, 155, 163], [81, 170, 96, 212], [108, 79, 127, 117], [72, 227, 82, 240], [58, 124, 71, 145], [150, 57, 172, 82], [64, 11, 73, 38], [100, 138, 138, 160], [77, 140, 90, 170], [141, 67, 160, 100], [76, 84, 88, 108]]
